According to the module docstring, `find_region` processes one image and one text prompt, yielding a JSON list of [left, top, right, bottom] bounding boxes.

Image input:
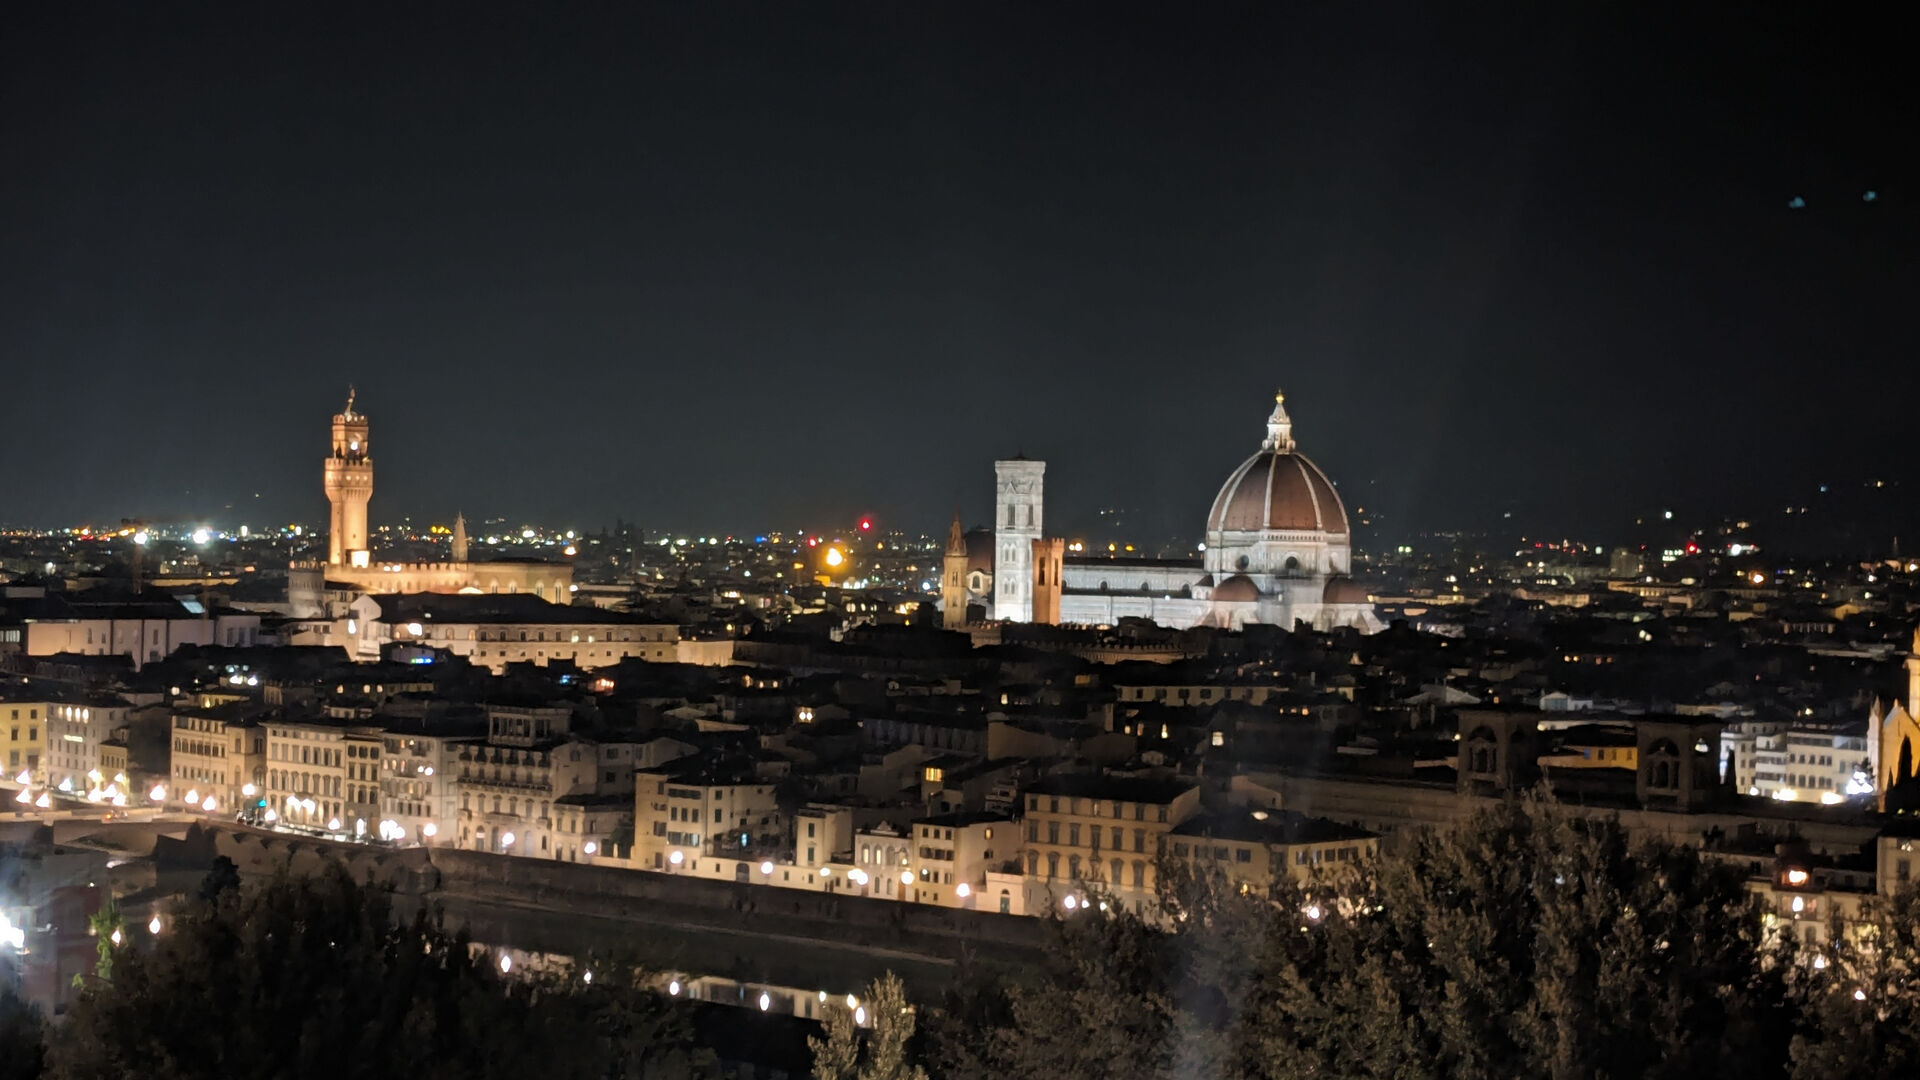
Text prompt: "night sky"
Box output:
[[3, 5, 1912, 546]]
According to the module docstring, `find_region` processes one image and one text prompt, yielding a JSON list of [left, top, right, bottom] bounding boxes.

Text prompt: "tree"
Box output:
[[1789, 886, 1920, 1080], [811, 972, 929, 1080], [0, 988, 45, 1080], [988, 894, 1179, 1080], [195, 855, 240, 904], [46, 863, 714, 1080], [1232, 798, 1795, 1080]]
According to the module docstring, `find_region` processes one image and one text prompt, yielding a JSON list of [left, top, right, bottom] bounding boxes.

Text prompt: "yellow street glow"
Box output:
[[824, 547, 844, 568]]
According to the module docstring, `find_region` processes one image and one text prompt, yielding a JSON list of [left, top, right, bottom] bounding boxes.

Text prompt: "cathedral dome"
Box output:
[[1322, 576, 1370, 605], [1205, 393, 1348, 536], [1213, 574, 1261, 602]]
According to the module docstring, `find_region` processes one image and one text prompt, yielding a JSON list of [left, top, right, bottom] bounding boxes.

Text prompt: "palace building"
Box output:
[[288, 390, 571, 617], [944, 390, 1382, 633]]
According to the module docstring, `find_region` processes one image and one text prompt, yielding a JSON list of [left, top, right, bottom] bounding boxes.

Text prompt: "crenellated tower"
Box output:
[[323, 386, 374, 567]]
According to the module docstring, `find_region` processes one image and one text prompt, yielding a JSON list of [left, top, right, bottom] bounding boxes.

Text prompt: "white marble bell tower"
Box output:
[[993, 457, 1045, 621]]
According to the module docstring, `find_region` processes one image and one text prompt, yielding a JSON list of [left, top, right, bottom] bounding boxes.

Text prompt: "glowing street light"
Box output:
[[501, 832, 516, 848], [202, 796, 217, 812], [583, 841, 597, 855], [761, 861, 774, 876], [758, 992, 771, 1011], [500, 954, 512, 973], [327, 817, 341, 832], [12, 771, 27, 785], [184, 789, 200, 805], [148, 915, 162, 935], [899, 870, 913, 886], [13, 789, 29, 805], [109, 928, 123, 946], [956, 883, 971, 898], [421, 822, 438, 838], [149, 785, 167, 802], [34, 794, 49, 809], [854, 1006, 867, 1025], [242, 783, 257, 797], [669, 850, 684, 866], [669, 980, 682, 996]]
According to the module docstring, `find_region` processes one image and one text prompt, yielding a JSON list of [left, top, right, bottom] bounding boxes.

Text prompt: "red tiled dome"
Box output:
[[1322, 575, 1370, 604], [1206, 450, 1349, 536], [1213, 574, 1261, 602]]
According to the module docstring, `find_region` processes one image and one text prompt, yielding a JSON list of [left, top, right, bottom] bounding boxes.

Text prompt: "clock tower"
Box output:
[[323, 386, 374, 567]]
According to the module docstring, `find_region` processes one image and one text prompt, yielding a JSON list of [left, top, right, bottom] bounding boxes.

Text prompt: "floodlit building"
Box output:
[[948, 391, 1382, 633], [287, 390, 572, 617], [1020, 774, 1202, 913], [173, 705, 266, 816]]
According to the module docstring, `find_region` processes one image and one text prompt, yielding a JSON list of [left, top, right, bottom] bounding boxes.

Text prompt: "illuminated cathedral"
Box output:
[[943, 390, 1381, 633]]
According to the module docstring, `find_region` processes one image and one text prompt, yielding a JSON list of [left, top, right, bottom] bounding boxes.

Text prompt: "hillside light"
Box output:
[[500, 954, 512, 974], [669, 980, 682, 996]]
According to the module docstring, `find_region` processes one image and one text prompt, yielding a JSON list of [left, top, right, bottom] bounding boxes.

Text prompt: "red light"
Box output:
[[806, 537, 818, 547], [858, 518, 872, 532]]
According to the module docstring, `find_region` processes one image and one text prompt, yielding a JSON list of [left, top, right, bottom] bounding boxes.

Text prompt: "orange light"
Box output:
[[1785, 868, 1809, 886]]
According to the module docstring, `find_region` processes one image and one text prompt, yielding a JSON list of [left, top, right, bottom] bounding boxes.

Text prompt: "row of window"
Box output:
[[1029, 822, 1152, 853], [1026, 796, 1171, 822], [1031, 852, 1149, 887]]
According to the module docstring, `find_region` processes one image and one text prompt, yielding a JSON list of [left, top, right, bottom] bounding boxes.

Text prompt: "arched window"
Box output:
[[1046, 852, 1059, 879], [1132, 861, 1146, 888], [1068, 854, 1081, 880], [1284, 555, 1301, 574], [1110, 858, 1123, 884]]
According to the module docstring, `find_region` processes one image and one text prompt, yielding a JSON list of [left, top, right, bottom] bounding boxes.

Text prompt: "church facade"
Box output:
[[288, 391, 571, 617], [945, 391, 1381, 633]]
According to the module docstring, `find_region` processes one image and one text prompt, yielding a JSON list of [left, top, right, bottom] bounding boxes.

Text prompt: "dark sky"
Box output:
[[3, 4, 1913, 545]]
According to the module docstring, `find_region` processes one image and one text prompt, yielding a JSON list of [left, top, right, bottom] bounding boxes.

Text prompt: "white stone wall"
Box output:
[[993, 459, 1045, 621]]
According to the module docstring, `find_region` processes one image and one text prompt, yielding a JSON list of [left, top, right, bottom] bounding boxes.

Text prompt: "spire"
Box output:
[[1262, 388, 1295, 452], [344, 384, 358, 419], [451, 510, 469, 563], [947, 510, 966, 555]]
